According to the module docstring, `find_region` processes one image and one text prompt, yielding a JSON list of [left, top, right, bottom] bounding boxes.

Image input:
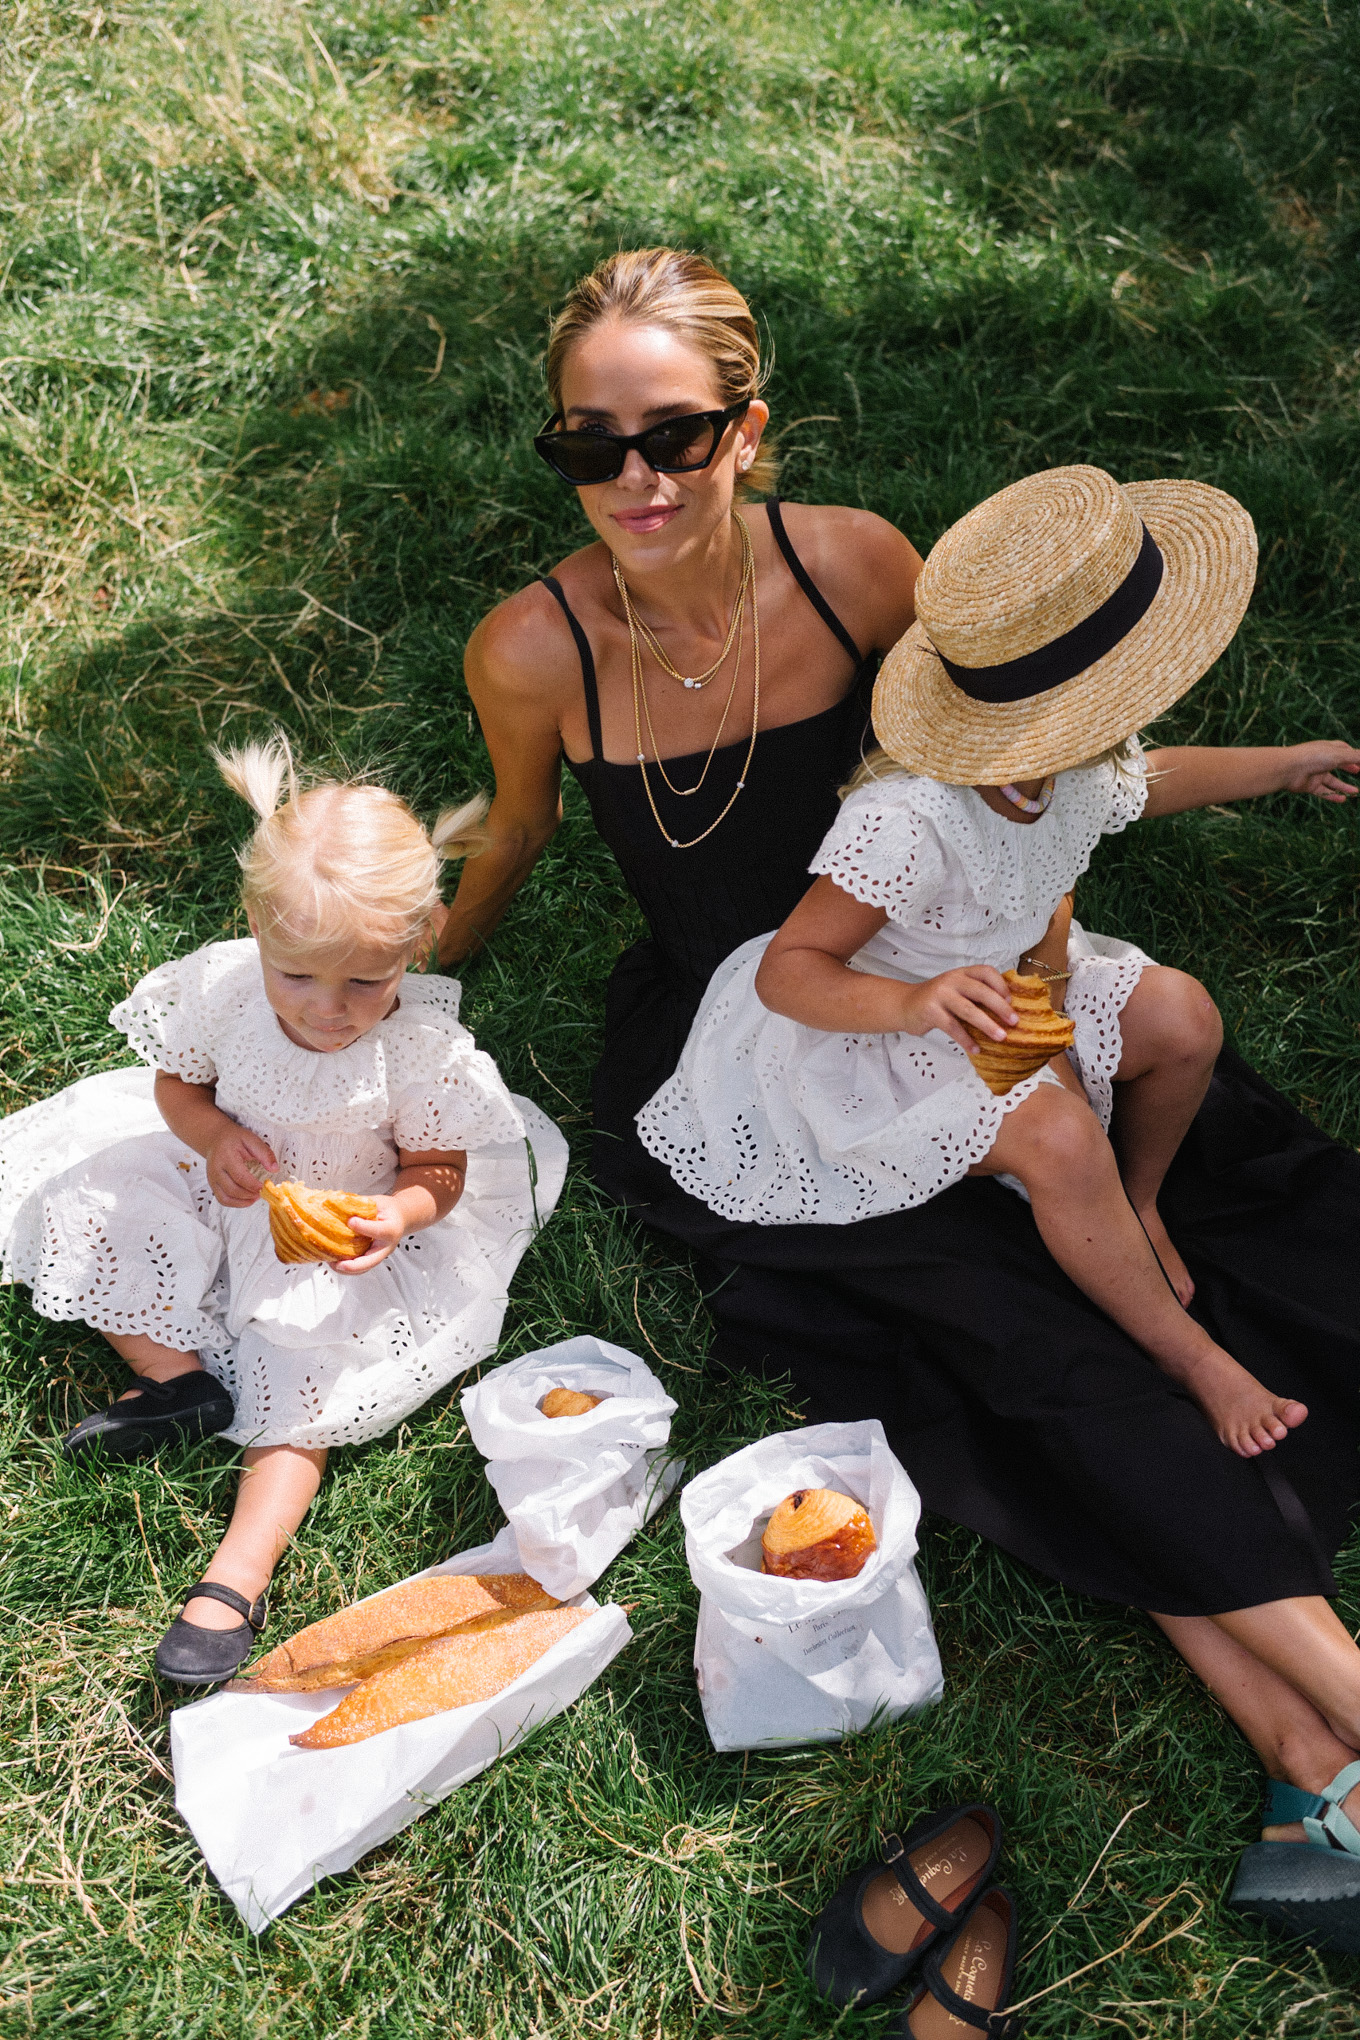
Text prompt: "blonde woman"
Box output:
[[0, 742, 566, 1683], [440, 246, 1360, 1955]]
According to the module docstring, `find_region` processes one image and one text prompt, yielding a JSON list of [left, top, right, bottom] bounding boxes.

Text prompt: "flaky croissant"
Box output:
[[261, 1179, 379, 1264], [965, 969, 1076, 1097]]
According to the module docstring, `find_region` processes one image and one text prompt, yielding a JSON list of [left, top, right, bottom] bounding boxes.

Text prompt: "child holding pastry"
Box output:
[[0, 740, 566, 1684], [638, 465, 1359, 1461]]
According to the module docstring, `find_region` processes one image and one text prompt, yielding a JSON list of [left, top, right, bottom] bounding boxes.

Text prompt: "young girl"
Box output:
[[0, 740, 567, 1684], [638, 465, 1359, 1464]]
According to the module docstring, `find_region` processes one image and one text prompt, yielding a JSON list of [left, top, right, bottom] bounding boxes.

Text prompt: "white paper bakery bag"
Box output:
[[170, 1525, 631, 1932], [460, 1335, 683, 1599], [681, 1420, 942, 1752]]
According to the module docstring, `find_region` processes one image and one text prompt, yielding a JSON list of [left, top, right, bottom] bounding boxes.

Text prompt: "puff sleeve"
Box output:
[[107, 942, 251, 1084], [808, 781, 950, 917], [385, 978, 528, 1154]]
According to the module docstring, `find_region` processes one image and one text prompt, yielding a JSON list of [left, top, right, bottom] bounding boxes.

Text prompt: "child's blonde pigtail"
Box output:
[[211, 734, 298, 819], [431, 791, 491, 861]]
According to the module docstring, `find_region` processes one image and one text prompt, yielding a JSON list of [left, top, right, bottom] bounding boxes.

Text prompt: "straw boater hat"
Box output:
[[872, 465, 1257, 785]]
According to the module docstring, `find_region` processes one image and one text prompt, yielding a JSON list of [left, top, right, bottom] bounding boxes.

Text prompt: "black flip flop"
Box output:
[[155, 1582, 268, 1687], [807, 1804, 1003, 2007], [887, 1887, 1025, 2037], [63, 1370, 235, 1463]]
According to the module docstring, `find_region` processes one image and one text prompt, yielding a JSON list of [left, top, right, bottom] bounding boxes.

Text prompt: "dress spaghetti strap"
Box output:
[[766, 498, 864, 666], [540, 574, 604, 761]]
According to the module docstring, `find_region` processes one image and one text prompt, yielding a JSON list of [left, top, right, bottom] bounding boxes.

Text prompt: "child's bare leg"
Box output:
[[974, 1087, 1306, 1456], [1108, 967, 1223, 1306], [103, 1329, 204, 1393], [180, 1444, 326, 1631]]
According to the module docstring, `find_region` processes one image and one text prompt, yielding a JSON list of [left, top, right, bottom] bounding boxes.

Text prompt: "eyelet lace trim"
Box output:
[[812, 750, 1147, 923]]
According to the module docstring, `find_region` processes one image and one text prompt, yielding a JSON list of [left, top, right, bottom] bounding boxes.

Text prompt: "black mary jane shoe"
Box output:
[[63, 1370, 235, 1464], [154, 1582, 268, 1687], [807, 1803, 1003, 2008], [887, 1887, 1025, 2038]]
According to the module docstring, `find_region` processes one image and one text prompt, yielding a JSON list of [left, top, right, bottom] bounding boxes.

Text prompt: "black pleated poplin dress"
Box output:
[[547, 502, 1360, 1619]]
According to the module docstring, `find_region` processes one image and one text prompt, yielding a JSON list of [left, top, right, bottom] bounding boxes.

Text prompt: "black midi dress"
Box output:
[[546, 501, 1360, 1619]]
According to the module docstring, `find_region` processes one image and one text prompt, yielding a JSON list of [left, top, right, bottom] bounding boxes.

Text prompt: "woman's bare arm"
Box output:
[[437, 590, 577, 968], [1142, 741, 1360, 818]]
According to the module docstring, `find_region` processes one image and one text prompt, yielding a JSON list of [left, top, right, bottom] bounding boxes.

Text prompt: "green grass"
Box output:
[[1, 1, 1359, 2033]]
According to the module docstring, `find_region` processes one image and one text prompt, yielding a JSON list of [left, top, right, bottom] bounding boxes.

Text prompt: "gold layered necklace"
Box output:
[[613, 514, 760, 851]]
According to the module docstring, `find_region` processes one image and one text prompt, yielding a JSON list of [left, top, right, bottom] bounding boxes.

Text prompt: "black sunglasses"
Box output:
[[533, 399, 751, 486]]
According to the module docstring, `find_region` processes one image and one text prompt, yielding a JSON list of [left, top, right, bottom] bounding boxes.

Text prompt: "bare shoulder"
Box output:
[[764, 502, 923, 650], [464, 577, 579, 711]]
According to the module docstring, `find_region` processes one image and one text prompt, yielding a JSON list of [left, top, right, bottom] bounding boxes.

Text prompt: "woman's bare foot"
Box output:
[[1134, 1201, 1194, 1305], [179, 1563, 268, 1631], [1162, 1340, 1308, 1456]]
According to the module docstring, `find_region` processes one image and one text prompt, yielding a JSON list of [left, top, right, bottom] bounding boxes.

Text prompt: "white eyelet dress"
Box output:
[[636, 751, 1152, 1225], [0, 940, 568, 1448]]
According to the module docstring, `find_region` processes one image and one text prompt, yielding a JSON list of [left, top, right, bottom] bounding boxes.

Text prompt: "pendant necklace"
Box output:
[[613, 514, 760, 851], [999, 777, 1055, 816], [630, 547, 749, 689]]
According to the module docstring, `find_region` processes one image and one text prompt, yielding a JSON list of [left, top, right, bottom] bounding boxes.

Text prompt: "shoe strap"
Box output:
[[1305, 1760, 1360, 1855], [880, 1833, 958, 1932], [182, 1581, 268, 1631], [918, 1946, 1025, 2035]]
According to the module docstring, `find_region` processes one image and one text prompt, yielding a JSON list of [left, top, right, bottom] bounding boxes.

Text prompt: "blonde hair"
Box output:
[[212, 735, 487, 962], [546, 247, 776, 499], [841, 735, 1144, 799]]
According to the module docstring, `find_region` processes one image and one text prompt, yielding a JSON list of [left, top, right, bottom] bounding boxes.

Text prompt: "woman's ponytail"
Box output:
[[211, 734, 298, 820]]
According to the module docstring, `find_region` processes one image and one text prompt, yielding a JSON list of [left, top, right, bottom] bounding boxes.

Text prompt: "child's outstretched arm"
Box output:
[[1142, 741, 1360, 817], [339, 1146, 467, 1275], [755, 877, 1019, 1052]]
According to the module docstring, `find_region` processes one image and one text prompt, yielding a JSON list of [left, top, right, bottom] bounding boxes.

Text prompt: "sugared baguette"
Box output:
[[761, 1488, 878, 1581], [261, 1179, 379, 1264], [539, 1387, 604, 1418], [233, 1574, 558, 1692], [965, 969, 1075, 1096], [291, 1605, 592, 1748]]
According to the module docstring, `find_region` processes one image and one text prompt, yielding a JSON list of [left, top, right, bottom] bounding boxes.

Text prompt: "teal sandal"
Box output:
[[1227, 1762, 1360, 1953]]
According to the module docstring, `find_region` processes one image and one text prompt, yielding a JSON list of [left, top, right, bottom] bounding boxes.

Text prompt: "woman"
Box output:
[[439, 247, 1360, 1946]]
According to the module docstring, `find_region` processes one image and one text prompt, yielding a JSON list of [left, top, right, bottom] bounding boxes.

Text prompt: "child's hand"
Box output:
[[334, 1196, 406, 1275], [1279, 742, 1360, 802], [900, 967, 1018, 1054], [206, 1127, 277, 1207]]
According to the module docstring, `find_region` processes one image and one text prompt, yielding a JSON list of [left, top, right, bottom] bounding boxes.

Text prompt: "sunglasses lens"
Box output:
[[542, 432, 623, 484], [642, 416, 719, 471]]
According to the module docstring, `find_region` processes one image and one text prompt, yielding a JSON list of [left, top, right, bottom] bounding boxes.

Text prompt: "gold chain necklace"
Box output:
[[629, 541, 749, 689], [614, 514, 760, 851]]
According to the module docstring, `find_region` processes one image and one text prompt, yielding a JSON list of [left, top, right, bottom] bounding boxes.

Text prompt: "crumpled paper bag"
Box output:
[[460, 1335, 683, 1599], [170, 1525, 631, 1931], [681, 1420, 943, 1752]]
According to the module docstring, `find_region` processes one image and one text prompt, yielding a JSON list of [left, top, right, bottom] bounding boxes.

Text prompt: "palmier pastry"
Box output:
[[291, 1604, 591, 1748], [261, 1178, 379, 1264], [539, 1387, 604, 1419], [232, 1573, 557, 1691], [965, 968, 1076, 1096], [761, 1488, 877, 1581]]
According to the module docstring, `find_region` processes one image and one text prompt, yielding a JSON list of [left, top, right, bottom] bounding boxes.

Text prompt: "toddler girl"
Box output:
[[0, 740, 566, 1683], [638, 466, 1359, 1462]]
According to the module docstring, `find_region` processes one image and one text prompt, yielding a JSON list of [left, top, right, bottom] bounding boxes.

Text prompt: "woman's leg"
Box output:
[[974, 1087, 1305, 1456], [179, 1443, 327, 1631], [1152, 1607, 1360, 1840], [1108, 967, 1223, 1305], [104, 1329, 204, 1390]]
